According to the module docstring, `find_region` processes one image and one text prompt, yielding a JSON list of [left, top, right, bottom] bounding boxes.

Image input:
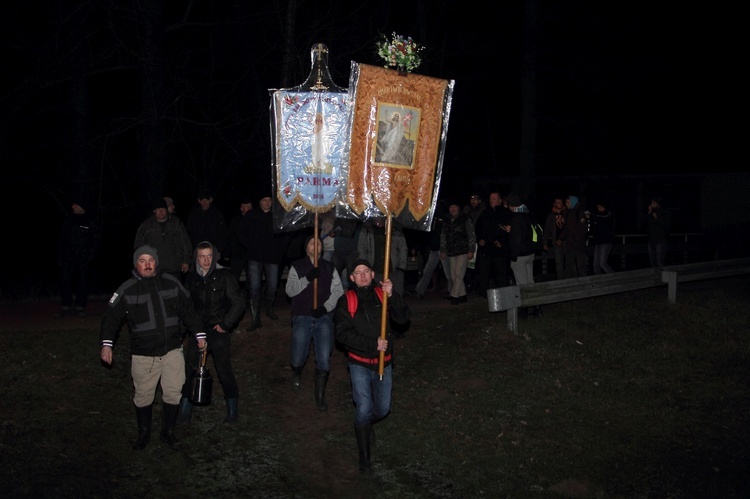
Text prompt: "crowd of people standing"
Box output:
[[49, 185, 672, 471]]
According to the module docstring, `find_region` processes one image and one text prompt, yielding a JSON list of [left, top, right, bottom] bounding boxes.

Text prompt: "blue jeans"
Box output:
[[247, 260, 279, 301], [290, 314, 333, 372], [593, 243, 614, 274], [348, 363, 392, 426]]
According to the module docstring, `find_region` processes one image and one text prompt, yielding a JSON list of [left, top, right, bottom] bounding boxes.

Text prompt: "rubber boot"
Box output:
[[354, 423, 372, 472], [177, 396, 192, 425], [290, 366, 303, 391], [133, 404, 152, 450], [314, 369, 329, 411], [159, 403, 182, 450], [225, 398, 239, 424], [247, 299, 261, 332]]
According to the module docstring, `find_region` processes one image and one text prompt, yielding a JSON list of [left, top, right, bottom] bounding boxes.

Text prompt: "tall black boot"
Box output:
[[247, 299, 261, 331], [354, 423, 372, 472], [225, 398, 238, 424], [290, 366, 303, 391], [159, 403, 182, 450], [314, 369, 329, 412], [133, 404, 152, 450], [177, 396, 192, 425]]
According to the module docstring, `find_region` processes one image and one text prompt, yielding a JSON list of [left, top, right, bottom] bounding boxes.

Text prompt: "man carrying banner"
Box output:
[[334, 258, 410, 472]]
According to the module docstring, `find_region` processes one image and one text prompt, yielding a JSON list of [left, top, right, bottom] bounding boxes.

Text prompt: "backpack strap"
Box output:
[[345, 287, 384, 318]]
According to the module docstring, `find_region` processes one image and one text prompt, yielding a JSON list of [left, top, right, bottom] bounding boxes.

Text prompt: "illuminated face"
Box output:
[[196, 247, 213, 272], [306, 238, 322, 259], [259, 197, 272, 212], [553, 199, 564, 211], [154, 207, 168, 221], [489, 193, 501, 207], [198, 197, 212, 211], [136, 254, 157, 278], [350, 265, 375, 287]]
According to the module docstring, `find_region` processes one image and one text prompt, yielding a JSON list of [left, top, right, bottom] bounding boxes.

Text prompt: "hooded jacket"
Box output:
[[185, 241, 245, 332]]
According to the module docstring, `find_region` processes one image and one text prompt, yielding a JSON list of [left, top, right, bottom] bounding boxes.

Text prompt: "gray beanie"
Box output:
[[133, 245, 159, 267]]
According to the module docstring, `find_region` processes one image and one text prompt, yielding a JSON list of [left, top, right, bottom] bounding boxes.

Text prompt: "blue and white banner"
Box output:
[[273, 91, 349, 213]]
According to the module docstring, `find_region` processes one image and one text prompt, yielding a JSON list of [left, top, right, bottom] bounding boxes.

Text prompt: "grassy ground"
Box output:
[[2, 277, 749, 498]]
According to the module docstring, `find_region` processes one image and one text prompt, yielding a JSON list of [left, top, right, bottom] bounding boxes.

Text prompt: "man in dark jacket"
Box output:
[[647, 195, 671, 269], [178, 241, 245, 425], [285, 235, 344, 411], [334, 258, 410, 472], [561, 195, 589, 278], [134, 197, 193, 282], [440, 201, 476, 304], [476, 191, 512, 293], [57, 198, 101, 317], [100, 245, 206, 451], [185, 189, 229, 255], [238, 194, 288, 330]]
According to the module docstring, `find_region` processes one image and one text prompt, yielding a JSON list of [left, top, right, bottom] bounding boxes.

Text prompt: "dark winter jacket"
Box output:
[[185, 242, 245, 332], [559, 205, 588, 250], [590, 209, 615, 245], [477, 204, 512, 256], [134, 215, 193, 274], [440, 212, 476, 257], [59, 212, 101, 264], [100, 271, 204, 357], [238, 208, 287, 264], [186, 206, 229, 254], [646, 207, 671, 243], [509, 211, 535, 261], [334, 283, 410, 370]]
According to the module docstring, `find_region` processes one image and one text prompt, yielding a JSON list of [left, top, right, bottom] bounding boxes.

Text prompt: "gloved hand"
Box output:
[[311, 306, 327, 318], [306, 267, 321, 280]]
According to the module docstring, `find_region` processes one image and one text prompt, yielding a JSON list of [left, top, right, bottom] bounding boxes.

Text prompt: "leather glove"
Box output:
[[311, 306, 327, 318], [305, 267, 321, 280]]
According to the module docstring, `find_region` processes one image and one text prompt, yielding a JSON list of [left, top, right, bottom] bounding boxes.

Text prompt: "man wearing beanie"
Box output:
[[100, 245, 206, 451], [284, 234, 344, 410], [334, 258, 410, 472], [238, 193, 289, 330], [134, 197, 193, 283]]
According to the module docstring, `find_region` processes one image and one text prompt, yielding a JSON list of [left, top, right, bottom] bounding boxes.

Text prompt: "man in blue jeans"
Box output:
[[334, 258, 410, 472], [285, 234, 344, 411]]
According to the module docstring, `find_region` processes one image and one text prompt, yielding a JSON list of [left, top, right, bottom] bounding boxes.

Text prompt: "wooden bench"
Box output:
[[487, 257, 750, 334]]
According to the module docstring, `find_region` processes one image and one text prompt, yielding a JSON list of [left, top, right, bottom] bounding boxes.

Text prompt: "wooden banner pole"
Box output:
[[378, 215, 392, 380]]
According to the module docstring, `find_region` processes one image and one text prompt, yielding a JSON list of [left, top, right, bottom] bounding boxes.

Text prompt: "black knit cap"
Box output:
[[349, 258, 374, 274], [152, 197, 168, 210], [505, 192, 521, 207]]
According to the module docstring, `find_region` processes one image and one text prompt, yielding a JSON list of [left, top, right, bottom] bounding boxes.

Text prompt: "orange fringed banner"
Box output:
[[344, 63, 454, 227]]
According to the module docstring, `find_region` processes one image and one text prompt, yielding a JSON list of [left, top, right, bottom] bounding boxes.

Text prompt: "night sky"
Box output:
[[1, 1, 732, 293]]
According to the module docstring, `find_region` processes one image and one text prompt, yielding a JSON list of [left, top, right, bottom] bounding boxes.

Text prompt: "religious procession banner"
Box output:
[[272, 90, 348, 230], [342, 62, 454, 231]]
